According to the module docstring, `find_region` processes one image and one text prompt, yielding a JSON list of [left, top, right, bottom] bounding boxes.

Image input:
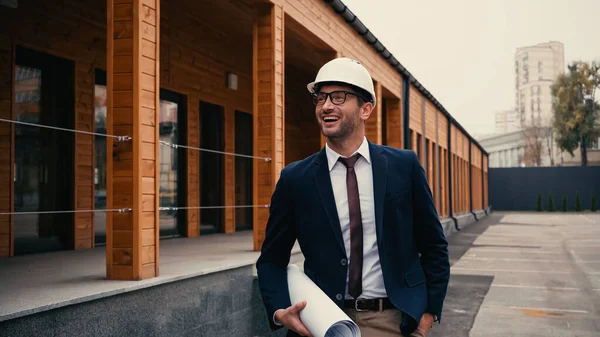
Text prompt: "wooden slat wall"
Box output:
[[0, 34, 12, 257], [471, 143, 483, 210], [75, 61, 95, 249], [437, 112, 447, 218], [451, 124, 468, 215], [385, 98, 402, 149], [441, 148, 448, 217], [283, 0, 402, 99], [424, 100, 436, 142], [366, 81, 382, 144], [253, 3, 285, 251], [0, 0, 490, 259], [427, 140, 434, 198], [409, 86, 422, 136], [484, 155, 489, 209], [186, 97, 200, 237], [285, 64, 320, 165], [424, 100, 436, 208], [224, 107, 236, 233], [106, 0, 160, 280], [0, 0, 106, 252], [464, 135, 470, 213], [159, 0, 254, 236]]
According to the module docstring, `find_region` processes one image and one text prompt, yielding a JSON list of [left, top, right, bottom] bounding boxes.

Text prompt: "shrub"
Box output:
[[536, 193, 542, 212], [562, 194, 568, 212], [576, 191, 581, 212], [592, 193, 597, 212], [548, 193, 554, 212]]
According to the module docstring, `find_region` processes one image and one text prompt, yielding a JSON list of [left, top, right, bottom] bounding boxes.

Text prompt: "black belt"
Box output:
[[343, 298, 395, 312]]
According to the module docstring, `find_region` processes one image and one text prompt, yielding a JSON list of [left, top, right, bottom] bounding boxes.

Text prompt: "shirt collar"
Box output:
[[324, 136, 371, 171]]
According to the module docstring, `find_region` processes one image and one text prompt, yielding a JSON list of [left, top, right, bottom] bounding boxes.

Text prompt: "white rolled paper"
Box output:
[[286, 264, 361, 337]]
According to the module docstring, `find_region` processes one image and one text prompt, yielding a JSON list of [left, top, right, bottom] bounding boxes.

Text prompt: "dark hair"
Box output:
[[314, 81, 372, 106]]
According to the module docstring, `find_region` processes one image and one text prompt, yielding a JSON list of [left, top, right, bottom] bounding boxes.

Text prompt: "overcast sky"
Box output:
[[341, 0, 600, 138]]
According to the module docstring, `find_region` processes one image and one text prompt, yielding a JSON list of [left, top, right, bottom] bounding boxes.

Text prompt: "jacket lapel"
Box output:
[[312, 148, 346, 255], [369, 142, 387, 247]]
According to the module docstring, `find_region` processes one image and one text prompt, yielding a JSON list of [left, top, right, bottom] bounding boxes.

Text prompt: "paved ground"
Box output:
[[431, 212, 600, 337]]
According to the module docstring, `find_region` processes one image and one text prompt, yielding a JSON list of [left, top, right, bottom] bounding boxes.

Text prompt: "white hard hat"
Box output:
[[307, 57, 376, 107]]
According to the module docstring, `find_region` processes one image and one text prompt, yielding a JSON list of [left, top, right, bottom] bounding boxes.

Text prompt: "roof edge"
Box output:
[[323, 0, 488, 156]]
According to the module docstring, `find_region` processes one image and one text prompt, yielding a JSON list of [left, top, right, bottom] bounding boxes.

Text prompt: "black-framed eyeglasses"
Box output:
[[312, 90, 362, 106]]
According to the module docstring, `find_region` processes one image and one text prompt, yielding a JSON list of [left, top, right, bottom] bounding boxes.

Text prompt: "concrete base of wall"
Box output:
[[0, 211, 490, 337], [0, 265, 287, 337], [455, 213, 476, 230], [441, 217, 458, 237], [0, 253, 306, 337], [473, 210, 486, 220]]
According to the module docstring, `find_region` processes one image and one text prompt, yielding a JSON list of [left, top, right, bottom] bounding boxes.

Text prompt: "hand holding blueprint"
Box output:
[[287, 264, 361, 337]]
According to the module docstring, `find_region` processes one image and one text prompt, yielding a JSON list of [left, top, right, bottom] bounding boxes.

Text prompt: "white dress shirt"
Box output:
[[325, 137, 387, 300]]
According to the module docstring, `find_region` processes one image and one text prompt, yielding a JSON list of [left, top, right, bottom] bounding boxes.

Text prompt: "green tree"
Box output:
[[548, 193, 555, 212], [576, 191, 581, 211], [562, 194, 568, 212], [537, 193, 542, 211], [592, 193, 597, 212], [551, 61, 600, 166]]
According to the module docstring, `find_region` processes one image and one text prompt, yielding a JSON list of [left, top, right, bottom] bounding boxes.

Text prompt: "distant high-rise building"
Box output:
[[514, 41, 565, 128], [494, 109, 519, 134]]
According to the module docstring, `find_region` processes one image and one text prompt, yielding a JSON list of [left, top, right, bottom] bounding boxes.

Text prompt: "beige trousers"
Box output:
[[343, 308, 426, 337]]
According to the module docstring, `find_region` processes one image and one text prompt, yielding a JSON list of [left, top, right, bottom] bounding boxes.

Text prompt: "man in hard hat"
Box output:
[[256, 57, 450, 337]]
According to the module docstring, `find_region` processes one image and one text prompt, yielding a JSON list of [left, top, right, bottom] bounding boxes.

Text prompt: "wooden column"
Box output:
[[442, 149, 447, 217], [186, 94, 200, 237], [74, 61, 96, 249], [106, 0, 160, 280], [366, 81, 382, 144], [484, 156, 488, 208], [428, 141, 433, 191], [253, 2, 285, 251], [0, 35, 13, 258], [224, 107, 235, 233], [385, 98, 402, 149]]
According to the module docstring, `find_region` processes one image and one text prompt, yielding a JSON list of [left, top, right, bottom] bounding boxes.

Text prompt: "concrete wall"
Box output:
[[0, 264, 288, 337]]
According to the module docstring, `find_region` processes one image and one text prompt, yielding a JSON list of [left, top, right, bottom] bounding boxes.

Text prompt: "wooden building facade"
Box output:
[[0, 0, 489, 280]]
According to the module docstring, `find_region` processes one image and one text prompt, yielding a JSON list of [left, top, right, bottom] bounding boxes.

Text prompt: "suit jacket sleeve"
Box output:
[[410, 151, 450, 322], [255, 168, 297, 331]]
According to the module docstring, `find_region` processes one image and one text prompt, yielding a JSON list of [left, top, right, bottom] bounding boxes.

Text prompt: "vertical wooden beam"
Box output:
[[186, 95, 200, 237], [224, 107, 235, 233], [74, 61, 95, 250], [0, 35, 13, 257], [253, 2, 285, 251], [427, 140, 433, 191], [385, 98, 402, 149], [106, 0, 160, 280], [484, 156, 488, 209], [366, 81, 382, 144], [442, 149, 448, 217]]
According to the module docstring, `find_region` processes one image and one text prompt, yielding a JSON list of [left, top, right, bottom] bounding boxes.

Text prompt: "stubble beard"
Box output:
[[319, 107, 361, 141]]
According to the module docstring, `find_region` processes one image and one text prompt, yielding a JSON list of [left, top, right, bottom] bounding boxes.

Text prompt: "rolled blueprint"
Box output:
[[287, 264, 361, 337]]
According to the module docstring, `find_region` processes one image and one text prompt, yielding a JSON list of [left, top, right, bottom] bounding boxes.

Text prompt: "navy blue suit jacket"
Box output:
[[256, 141, 450, 336]]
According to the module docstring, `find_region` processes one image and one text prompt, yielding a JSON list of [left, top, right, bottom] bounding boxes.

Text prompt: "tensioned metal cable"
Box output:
[[0, 208, 133, 215], [0, 205, 270, 216], [159, 140, 271, 161], [0, 118, 132, 141], [159, 205, 269, 211]]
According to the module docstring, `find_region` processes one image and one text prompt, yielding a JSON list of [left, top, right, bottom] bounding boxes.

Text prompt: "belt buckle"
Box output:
[[354, 299, 368, 312]]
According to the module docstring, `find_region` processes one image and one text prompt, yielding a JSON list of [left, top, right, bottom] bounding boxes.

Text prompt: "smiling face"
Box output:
[[314, 83, 373, 141]]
